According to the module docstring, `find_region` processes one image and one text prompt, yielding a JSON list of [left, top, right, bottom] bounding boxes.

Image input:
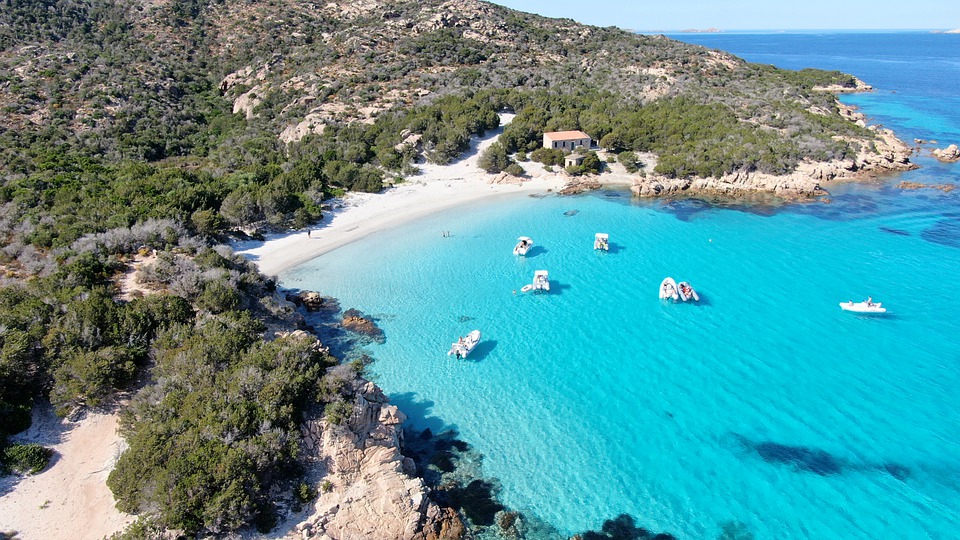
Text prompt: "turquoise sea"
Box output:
[[282, 33, 960, 539]]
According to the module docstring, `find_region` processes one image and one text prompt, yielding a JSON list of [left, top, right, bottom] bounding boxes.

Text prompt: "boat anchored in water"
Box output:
[[677, 281, 700, 302], [659, 277, 679, 301], [521, 270, 550, 293], [513, 236, 533, 256], [594, 233, 609, 251], [448, 330, 481, 359], [840, 297, 886, 314]]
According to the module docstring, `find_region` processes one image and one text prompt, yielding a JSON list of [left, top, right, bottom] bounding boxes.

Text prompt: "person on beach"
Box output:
[[307, 229, 311, 238]]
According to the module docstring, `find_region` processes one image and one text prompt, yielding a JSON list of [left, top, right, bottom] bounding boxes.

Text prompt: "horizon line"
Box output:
[[635, 28, 957, 33]]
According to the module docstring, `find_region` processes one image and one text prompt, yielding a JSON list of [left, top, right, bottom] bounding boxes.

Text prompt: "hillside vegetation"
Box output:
[[0, 0, 880, 536], [0, 0, 871, 250]]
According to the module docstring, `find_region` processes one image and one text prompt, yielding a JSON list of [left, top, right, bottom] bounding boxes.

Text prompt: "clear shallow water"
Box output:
[[282, 33, 960, 539]]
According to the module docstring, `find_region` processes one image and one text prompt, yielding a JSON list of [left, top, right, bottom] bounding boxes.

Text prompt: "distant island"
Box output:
[[678, 27, 723, 33], [930, 28, 960, 33]]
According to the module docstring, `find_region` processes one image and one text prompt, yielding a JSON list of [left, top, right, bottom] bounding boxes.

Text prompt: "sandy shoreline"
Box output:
[[236, 115, 590, 276], [237, 177, 571, 277], [0, 404, 134, 540]]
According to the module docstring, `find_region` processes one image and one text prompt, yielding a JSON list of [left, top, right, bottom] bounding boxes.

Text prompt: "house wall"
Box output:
[[543, 135, 592, 150]]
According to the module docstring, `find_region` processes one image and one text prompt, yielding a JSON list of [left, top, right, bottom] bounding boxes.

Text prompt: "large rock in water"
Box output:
[[932, 144, 960, 162], [341, 308, 386, 343], [296, 380, 462, 540]]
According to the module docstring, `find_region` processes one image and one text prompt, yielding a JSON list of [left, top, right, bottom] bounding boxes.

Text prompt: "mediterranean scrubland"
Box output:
[[1, 0, 890, 536]]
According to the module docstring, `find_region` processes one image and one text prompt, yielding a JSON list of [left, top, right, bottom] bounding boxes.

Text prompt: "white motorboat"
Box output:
[[533, 270, 550, 292], [840, 299, 886, 314], [677, 281, 700, 302], [659, 277, 678, 300], [448, 330, 481, 359], [513, 236, 533, 256], [594, 233, 609, 251]]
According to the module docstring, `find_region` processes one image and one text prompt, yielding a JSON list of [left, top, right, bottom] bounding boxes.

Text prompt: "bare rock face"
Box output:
[[932, 144, 960, 162], [296, 380, 463, 540]]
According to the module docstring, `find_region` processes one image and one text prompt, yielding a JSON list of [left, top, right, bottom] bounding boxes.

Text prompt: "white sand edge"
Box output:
[[0, 404, 134, 540], [235, 114, 632, 277]]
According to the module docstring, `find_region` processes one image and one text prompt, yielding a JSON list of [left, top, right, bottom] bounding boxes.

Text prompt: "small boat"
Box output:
[[448, 330, 481, 359], [659, 277, 678, 300], [840, 298, 886, 314], [533, 270, 550, 292], [513, 236, 533, 256], [594, 233, 609, 251], [677, 281, 699, 302]]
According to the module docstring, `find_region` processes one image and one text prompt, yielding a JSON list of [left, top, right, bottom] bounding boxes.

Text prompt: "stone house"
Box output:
[[564, 153, 585, 168], [543, 130, 592, 151]]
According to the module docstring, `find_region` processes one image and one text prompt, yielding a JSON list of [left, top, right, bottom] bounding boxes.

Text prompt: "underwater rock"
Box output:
[[733, 433, 911, 479], [448, 479, 505, 526], [921, 218, 960, 248], [576, 513, 676, 540], [341, 308, 386, 343], [563, 209, 580, 216], [497, 510, 520, 537], [751, 440, 844, 475], [879, 226, 911, 236]]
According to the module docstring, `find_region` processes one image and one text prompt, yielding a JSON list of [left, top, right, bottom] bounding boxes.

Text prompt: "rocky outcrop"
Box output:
[[932, 144, 960, 162], [632, 104, 916, 199], [286, 290, 327, 311], [897, 181, 955, 192], [487, 172, 524, 186], [341, 308, 386, 344], [295, 381, 462, 540], [559, 177, 602, 195]]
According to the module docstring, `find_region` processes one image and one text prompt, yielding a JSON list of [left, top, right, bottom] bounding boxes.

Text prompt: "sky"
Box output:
[[490, 1, 959, 31]]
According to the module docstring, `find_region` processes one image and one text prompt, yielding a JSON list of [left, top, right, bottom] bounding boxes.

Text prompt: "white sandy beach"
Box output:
[[0, 404, 133, 540], [236, 115, 631, 276]]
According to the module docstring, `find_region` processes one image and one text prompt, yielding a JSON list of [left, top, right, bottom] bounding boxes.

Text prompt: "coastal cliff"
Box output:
[[295, 380, 462, 540]]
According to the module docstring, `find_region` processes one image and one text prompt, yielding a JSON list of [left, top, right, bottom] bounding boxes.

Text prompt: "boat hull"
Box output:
[[659, 277, 679, 300], [448, 330, 482, 358], [677, 281, 699, 302], [839, 302, 886, 314]]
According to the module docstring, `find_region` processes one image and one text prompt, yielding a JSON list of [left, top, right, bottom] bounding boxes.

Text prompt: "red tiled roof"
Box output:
[[543, 130, 591, 140]]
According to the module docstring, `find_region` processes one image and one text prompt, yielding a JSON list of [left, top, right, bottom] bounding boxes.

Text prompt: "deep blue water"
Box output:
[[283, 33, 960, 539]]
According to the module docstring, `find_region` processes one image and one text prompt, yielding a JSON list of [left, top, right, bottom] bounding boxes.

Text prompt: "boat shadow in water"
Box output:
[[730, 433, 910, 480], [523, 246, 547, 258], [605, 242, 625, 254], [465, 340, 497, 361], [541, 281, 572, 296]]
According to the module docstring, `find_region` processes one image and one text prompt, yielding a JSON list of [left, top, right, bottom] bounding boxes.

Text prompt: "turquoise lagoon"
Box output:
[[280, 34, 960, 539]]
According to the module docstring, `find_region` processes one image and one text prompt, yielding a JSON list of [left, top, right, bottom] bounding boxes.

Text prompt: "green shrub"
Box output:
[[296, 482, 315, 504], [2, 443, 53, 475], [504, 163, 525, 177], [325, 400, 354, 425]]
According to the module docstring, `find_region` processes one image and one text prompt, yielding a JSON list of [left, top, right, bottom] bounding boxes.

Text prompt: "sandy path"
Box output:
[[0, 405, 133, 540]]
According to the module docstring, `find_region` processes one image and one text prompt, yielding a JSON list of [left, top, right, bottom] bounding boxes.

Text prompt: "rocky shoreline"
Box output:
[[294, 378, 463, 540], [629, 102, 917, 199]]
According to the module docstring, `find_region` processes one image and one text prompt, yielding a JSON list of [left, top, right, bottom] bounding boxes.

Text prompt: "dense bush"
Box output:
[[478, 142, 512, 174], [2, 443, 53, 475], [108, 319, 336, 535]]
